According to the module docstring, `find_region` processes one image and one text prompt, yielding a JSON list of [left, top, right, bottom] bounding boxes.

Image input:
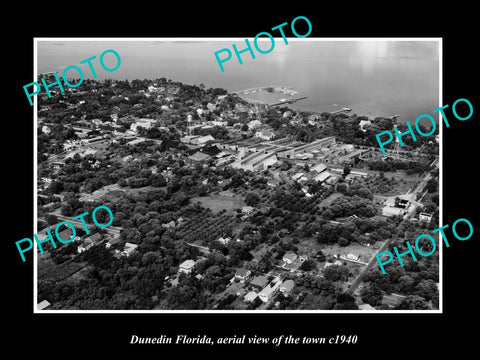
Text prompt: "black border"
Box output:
[[6, 4, 478, 356]]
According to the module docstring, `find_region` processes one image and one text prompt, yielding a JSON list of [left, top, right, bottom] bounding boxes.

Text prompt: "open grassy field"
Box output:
[[316, 192, 343, 208], [294, 237, 324, 257], [38, 256, 87, 283], [191, 190, 246, 214], [321, 241, 386, 263], [356, 171, 421, 197]]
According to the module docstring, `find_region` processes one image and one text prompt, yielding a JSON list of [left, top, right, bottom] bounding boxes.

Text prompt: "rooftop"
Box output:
[[37, 300, 51, 310], [179, 259, 196, 269], [280, 279, 295, 292], [188, 152, 211, 162], [250, 276, 268, 289]]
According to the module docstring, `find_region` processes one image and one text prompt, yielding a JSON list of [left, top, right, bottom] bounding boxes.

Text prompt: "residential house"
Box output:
[[122, 155, 134, 163], [381, 293, 406, 309], [307, 114, 318, 125], [255, 129, 276, 141], [244, 291, 258, 303], [382, 196, 411, 217], [267, 179, 280, 187], [178, 259, 196, 274], [313, 171, 331, 183], [162, 220, 176, 229], [191, 135, 215, 145], [188, 152, 211, 163], [419, 212, 433, 223], [324, 260, 343, 269], [37, 300, 51, 310], [122, 242, 138, 257], [211, 120, 228, 127], [217, 236, 231, 245], [77, 233, 103, 253], [56, 227, 80, 243], [230, 151, 278, 172], [105, 237, 121, 249], [359, 119, 372, 132], [326, 176, 339, 185], [247, 120, 262, 130], [310, 163, 327, 173], [344, 253, 360, 261], [279, 279, 295, 297], [382, 206, 406, 217], [130, 118, 156, 132], [345, 170, 369, 180], [301, 187, 313, 197], [249, 276, 269, 291], [225, 282, 244, 296], [207, 102, 216, 112], [52, 161, 65, 170], [283, 253, 298, 265], [234, 269, 252, 283], [359, 304, 376, 310], [282, 253, 307, 272], [237, 288, 247, 297], [241, 206, 255, 215], [292, 172, 304, 182], [258, 278, 282, 303], [92, 118, 103, 127], [41, 125, 51, 134]]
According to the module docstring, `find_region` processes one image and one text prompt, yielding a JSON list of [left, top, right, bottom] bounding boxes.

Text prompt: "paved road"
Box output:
[[345, 237, 394, 295], [345, 169, 435, 295]]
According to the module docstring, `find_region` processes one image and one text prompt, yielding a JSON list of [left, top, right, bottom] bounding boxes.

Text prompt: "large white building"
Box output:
[[130, 118, 157, 132], [255, 129, 276, 141], [277, 137, 337, 158], [178, 259, 196, 274], [230, 152, 278, 171], [180, 135, 215, 145], [258, 277, 282, 303]]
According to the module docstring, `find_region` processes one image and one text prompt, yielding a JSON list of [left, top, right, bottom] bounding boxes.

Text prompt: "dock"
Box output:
[[270, 96, 308, 107], [330, 107, 352, 115]]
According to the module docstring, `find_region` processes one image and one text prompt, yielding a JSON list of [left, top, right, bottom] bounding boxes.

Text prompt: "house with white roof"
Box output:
[[244, 291, 258, 303], [255, 129, 276, 141], [258, 277, 282, 303], [283, 253, 298, 265], [247, 120, 262, 130], [122, 242, 138, 257], [77, 233, 103, 253], [37, 300, 51, 310], [178, 259, 196, 274]]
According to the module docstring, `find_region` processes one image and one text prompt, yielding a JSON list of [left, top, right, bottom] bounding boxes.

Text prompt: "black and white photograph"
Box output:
[[34, 39, 441, 312]]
